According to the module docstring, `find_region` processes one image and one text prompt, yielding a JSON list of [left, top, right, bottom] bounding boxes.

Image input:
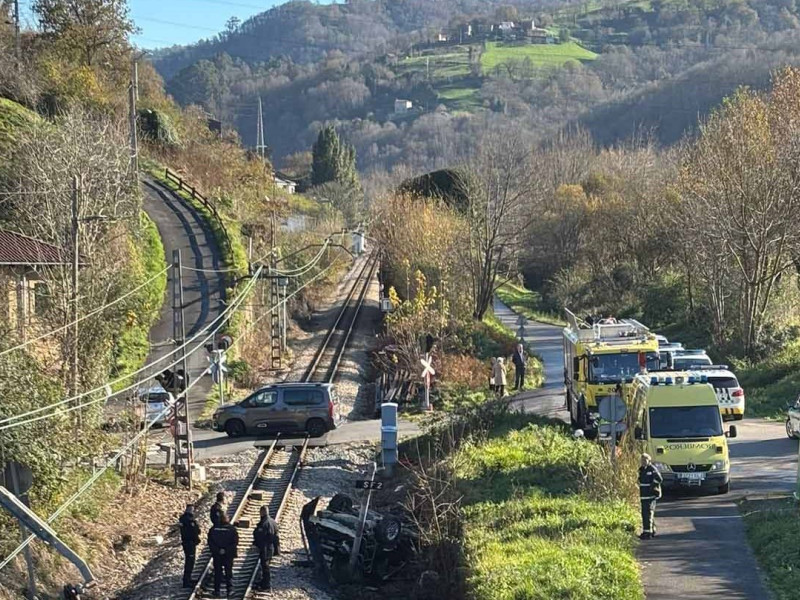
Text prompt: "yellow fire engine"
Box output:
[[563, 309, 660, 438]]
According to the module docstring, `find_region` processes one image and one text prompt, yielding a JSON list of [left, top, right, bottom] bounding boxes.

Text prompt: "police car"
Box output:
[[692, 366, 745, 421], [671, 349, 713, 370]]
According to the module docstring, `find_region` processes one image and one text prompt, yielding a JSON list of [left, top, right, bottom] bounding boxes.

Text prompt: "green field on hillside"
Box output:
[[481, 41, 598, 71], [398, 47, 472, 80]]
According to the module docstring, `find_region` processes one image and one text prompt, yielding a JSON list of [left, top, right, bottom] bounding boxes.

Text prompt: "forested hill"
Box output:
[[151, 0, 572, 81], [150, 0, 800, 179]]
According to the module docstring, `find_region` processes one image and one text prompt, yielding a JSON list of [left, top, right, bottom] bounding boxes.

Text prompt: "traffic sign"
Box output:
[[599, 422, 628, 435], [355, 480, 384, 490], [420, 356, 435, 378], [598, 396, 627, 422], [209, 350, 228, 385]]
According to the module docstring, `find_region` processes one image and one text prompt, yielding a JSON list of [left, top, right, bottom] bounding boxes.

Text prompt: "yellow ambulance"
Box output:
[[631, 372, 737, 494]]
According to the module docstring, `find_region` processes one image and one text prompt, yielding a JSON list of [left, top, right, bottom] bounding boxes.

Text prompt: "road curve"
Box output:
[[141, 177, 228, 421], [493, 298, 785, 600]]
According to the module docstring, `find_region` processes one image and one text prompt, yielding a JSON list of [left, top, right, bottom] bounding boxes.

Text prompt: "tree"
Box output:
[[456, 130, 536, 320], [311, 125, 361, 191], [32, 0, 137, 67]]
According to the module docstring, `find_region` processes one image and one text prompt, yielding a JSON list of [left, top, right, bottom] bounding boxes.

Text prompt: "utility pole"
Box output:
[[269, 211, 281, 371], [9, 464, 36, 600], [172, 250, 192, 489], [13, 0, 20, 67], [71, 175, 81, 431], [129, 57, 138, 178]]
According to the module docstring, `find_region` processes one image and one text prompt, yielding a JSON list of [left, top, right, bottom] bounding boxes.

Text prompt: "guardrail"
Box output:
[[164, 167, 231, 251]]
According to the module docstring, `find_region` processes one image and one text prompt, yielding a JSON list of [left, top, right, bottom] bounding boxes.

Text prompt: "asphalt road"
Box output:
[[141, 178, 228, 420], [494, 298, 794, 600]]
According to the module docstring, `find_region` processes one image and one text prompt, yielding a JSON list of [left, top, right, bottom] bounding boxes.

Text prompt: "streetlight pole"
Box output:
[[71, 175, 81, 431]]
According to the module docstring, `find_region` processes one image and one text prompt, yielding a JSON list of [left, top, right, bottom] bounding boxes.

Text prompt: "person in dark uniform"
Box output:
[[252, 505, 281, 592], [179, 504, 201, 588], [512, 343, 526, 391], [210, 491, 226, 527], [208, 513, 238, 597], [639, 453, 663, 539]]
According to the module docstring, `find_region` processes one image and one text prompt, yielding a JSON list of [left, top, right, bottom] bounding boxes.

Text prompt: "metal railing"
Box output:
[[164, 167, 231, 251]]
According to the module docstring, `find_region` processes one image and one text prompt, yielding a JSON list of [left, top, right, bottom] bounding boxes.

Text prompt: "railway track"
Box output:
[[179, 252, 377, 599], [301, 251, 378, 383]]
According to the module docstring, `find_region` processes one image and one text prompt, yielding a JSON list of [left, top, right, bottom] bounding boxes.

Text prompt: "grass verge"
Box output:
[[734, 342, 800, 419], [496, 282, 566, 327], [741, 496, 800, 599], [113, 211, 168, 380], [455, 412, 642, 600]]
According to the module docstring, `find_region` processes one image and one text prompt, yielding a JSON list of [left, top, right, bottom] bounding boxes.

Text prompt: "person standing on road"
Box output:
[[493, 357, 507, 397], [639, 453, 663, 539], [179, 504, 201, 588], [210, 491, 226, 527], [253, 505, 281, 592], [208, 513, 238, 597], [512, 343, 526, 391]]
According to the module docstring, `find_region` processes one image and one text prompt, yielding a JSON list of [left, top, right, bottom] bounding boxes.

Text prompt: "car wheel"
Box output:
[[225, 419, 245, 438], [306, 418, 327, 438], [787, 418, 798, 440], [328, 493, 355, 513], [375, 516, 402, 549], [717, 482, 730, 495]]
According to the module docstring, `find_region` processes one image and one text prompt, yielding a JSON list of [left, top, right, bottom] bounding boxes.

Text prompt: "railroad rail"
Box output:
[[185, 438, 308, 599], [179, 252, 377, 599], [301, 251, 378, 383]]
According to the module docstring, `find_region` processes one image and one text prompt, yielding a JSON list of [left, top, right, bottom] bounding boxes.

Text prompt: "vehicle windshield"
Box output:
[[589, 353, 643, 383], [673, 356, 712, 369], [649, 406, 722, 438], [708, 376, 738, 389]]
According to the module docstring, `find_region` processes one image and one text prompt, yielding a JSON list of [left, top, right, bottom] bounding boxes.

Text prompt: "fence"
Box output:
[[164, 167, 231, 251]]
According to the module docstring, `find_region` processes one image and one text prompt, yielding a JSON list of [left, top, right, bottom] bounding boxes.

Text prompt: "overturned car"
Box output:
[[301, 494, 417, 584]]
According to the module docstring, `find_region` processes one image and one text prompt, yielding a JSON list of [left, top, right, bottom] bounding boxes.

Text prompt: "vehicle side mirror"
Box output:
[[573, 357, 580, 380], [726, 426, 737, 439], [634, 426, 644, 440]]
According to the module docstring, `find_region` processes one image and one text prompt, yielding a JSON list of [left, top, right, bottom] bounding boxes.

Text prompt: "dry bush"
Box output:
[[439, 353, 488, 389]]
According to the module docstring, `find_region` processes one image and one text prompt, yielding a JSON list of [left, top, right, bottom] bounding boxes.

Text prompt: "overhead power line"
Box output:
[[0, 266, 262, 427], [0, 265, 171, 358]]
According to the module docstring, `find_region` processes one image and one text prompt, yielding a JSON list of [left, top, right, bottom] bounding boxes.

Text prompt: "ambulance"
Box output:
[[631, 372, 737, 494]]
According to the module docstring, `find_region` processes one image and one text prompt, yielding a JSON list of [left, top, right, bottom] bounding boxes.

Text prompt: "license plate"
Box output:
[[678, 472, 705, 481]]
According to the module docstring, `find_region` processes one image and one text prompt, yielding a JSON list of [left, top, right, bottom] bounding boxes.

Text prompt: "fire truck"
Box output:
[[563, 310, 660, 438]]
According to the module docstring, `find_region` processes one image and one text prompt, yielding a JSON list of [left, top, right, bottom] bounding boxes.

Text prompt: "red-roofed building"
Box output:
[[0, 230, 70, 341]]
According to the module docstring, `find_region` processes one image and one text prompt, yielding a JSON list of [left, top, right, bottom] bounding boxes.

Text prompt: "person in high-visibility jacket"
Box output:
[[639, 453, 663, 539]]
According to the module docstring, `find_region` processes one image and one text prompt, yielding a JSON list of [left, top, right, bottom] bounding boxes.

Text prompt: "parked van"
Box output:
[[632, 372, 736, 494], [213, 382, 338, 438]]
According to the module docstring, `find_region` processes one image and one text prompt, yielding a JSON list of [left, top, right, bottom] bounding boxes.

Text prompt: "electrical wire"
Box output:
[[0, 362, 213, 573], [0, 267, 262, 427], [272, 239, 331, 276], [0, 265, 171, 358], [181, 264, 243, 274]]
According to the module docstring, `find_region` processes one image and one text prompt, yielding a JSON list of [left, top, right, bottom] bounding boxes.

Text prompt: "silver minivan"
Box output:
[[212, 382, 338, 438]]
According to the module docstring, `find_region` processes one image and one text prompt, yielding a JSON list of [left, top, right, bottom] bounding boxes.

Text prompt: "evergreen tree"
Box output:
[[311, 125, 361, 191]]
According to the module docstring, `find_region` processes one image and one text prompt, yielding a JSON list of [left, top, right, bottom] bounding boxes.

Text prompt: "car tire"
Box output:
[[717, 482, 730, 495], [375, 516, 402, 549], [306, 418, 327, 438], [787, 418, 798, 440], [225, 419, 245, 438], [328, 493, 355, 513]]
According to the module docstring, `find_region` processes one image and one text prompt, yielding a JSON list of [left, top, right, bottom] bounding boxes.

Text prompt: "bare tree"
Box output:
[[457, 130, 536, 320]]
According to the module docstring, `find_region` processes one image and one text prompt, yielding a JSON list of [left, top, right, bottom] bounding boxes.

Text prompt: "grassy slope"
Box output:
[[113, 212, 169, 378], [456, 414, 642, 600], [735, 343, 800, 419], [495, 282, 566, 327], [742, 497, 800, 600], [481, 41, 597, 71]]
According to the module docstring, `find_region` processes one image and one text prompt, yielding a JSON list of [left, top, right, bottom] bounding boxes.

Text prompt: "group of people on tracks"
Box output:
[[179, 491, 281, 597]]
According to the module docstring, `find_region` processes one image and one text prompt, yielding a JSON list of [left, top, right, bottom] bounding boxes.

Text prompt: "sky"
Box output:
[[17, 0, 290, 49], [128, 0, 283, 48]]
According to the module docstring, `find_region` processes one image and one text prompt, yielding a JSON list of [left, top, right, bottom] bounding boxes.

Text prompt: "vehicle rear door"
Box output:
[[282, 388, 326, 431]]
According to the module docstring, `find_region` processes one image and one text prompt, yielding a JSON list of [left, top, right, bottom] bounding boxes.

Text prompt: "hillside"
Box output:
[[150, 0, 800, 175]]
